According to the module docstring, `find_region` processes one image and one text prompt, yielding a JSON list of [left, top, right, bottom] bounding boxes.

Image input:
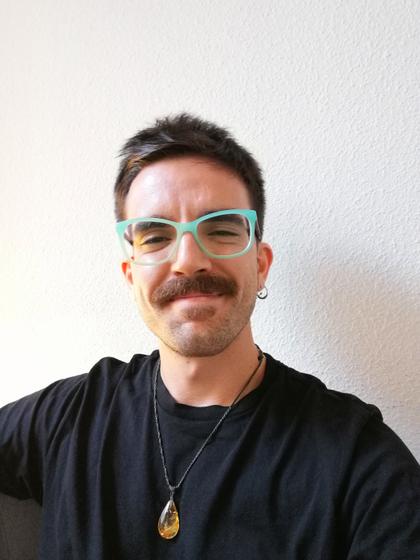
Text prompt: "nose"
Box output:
[[170, 231, 212, 276]]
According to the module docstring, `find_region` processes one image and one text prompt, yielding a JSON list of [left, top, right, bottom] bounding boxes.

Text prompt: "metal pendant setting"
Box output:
[[157, 498, 180, 539]]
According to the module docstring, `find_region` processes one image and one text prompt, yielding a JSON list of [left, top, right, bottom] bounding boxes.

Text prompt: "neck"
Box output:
[[158, 330, 266, 407]]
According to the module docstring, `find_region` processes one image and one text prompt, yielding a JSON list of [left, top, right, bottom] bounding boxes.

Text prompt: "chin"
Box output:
[[161, 322, 246, 358], [148, 294, 256, 358]]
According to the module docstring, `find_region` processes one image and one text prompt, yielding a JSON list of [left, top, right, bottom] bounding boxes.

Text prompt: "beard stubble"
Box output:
[[142, 273, 257, 357]]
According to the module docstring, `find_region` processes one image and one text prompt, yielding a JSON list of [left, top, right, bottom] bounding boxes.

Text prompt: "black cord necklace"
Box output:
[[153, 348, 264, 539]]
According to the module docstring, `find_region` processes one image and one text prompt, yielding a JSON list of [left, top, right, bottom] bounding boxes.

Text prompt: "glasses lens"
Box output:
[[123, 220, 177, 264], [197, 213, 251, 256]]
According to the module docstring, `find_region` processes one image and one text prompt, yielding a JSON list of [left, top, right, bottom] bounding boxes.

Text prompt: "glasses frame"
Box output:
[[116, 209, 260, 266]]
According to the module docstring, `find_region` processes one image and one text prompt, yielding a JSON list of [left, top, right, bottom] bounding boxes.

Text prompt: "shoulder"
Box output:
[[0, 352, 159, 439], [263, 353, 420, 470], [34, 351, 158, 408], [264, 352, 382, 428]]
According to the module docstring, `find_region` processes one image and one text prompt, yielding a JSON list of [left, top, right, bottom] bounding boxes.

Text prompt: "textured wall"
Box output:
[[1, 0, 419, 460]]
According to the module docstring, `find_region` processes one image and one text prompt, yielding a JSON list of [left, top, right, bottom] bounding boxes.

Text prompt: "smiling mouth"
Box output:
[[151, 275, 237, 307], [171, 292, 222, 301]]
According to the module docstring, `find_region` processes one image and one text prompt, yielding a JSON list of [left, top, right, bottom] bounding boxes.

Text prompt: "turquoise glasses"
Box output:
[[116, 209, 259, 266]]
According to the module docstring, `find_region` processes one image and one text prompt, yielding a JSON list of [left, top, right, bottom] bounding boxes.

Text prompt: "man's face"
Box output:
[[122, 155, 272, 357]]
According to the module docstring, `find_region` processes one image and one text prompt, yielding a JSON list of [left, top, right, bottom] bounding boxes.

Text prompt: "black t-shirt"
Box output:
[[1, 351, 419, 559]]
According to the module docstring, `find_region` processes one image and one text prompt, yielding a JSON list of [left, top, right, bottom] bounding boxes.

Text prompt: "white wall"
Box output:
[[1, 0, 419, 460]]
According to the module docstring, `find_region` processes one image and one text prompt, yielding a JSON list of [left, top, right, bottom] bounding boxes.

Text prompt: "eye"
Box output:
[[132, 224, 176, 250], [141, 234, 172, 245], [207, 227, 240, 237]]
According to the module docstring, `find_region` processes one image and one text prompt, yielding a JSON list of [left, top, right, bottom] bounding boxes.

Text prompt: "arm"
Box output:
[[0, 375, 84, 502], [342, 416, 420, 559]]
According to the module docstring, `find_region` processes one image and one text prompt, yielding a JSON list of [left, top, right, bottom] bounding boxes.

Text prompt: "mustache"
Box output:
[[151, 275, 237, 306]]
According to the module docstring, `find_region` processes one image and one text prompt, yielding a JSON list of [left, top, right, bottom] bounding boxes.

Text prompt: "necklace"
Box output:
[[153, 348, 264, 540]]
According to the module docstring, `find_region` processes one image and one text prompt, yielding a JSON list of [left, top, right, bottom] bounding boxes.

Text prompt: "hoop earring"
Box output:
[[257, 286, 268, 300]]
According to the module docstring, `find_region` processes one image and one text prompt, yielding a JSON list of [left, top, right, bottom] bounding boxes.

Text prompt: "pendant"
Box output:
[[157, 498, 179, 539]]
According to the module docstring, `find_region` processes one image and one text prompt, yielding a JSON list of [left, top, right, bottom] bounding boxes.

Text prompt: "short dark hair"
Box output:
[[114, 113, 266, 234]]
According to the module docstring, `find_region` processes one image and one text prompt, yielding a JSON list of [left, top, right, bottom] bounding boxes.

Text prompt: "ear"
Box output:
[[256, 242, 273, 290], [121, 260, 134, 286]]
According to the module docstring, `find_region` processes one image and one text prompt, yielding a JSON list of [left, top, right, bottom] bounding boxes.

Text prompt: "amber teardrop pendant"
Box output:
[[158, 498, 179, 539]]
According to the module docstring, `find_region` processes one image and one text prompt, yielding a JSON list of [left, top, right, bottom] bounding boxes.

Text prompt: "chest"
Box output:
[[41, 402, 343, 559]]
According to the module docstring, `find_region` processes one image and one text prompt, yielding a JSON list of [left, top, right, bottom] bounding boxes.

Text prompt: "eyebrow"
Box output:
[[204, 214, 245, 225], [137, 209, 241, 221], [132, 221, 173, 232], [199, 208, 237, 217]]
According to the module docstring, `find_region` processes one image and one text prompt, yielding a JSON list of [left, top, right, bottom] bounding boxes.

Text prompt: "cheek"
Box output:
[[244, 269, 259, 294], [226, 262, 258, 298], [131, 268, 164, 303], [239, 256, 259, 284]]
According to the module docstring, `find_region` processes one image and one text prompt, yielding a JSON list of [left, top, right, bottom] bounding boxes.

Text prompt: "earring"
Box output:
[[257, 286, 268, 300]]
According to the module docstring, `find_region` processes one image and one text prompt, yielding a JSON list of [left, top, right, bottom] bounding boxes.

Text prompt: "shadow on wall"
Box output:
[[0, 493, 41, 559], [311, 258, 420, 458]]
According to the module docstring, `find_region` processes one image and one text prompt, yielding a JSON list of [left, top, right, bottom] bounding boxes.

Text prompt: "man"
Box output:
[[1, 113, 420, 559]]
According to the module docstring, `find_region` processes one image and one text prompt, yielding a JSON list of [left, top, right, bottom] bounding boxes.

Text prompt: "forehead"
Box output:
[[124, 155, 252, 220]]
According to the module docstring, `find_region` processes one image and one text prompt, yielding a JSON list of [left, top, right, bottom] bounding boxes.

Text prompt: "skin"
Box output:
[[122, 155, 273, 406]]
